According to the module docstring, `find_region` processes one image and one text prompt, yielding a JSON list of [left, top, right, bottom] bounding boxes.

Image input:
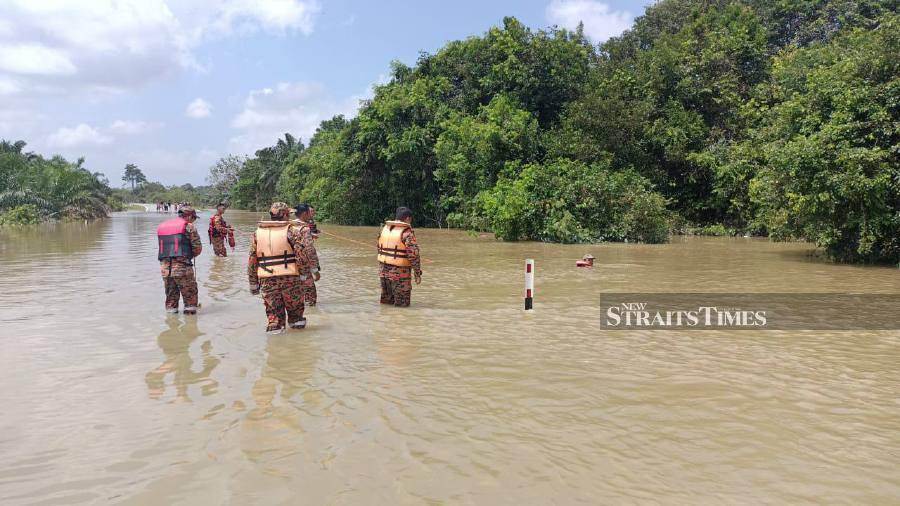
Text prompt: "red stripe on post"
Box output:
[[526, 289, 532, 298], [526, 264, 532, 273]]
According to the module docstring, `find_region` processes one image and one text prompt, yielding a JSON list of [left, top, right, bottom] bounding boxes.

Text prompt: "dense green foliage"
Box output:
[[0, 204, 42, 226], [0, 140, 116, 224], [217, 1, 898, 263]]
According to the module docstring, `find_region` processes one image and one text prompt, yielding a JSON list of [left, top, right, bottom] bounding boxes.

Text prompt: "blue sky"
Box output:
[[0, 0, 649, 185]]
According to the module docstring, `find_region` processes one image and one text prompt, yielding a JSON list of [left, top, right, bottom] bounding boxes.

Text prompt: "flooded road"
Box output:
[[1, 210, 898, 504]]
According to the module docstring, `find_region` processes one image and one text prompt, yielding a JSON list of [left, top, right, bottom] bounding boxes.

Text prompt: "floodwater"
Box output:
[[0, 210, 898, 504]]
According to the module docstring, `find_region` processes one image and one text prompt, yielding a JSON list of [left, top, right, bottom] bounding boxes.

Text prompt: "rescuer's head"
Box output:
[[178, 205, 197, 222], [294, 203, 311, 222], [269, 202, 291, 220], [395, 206, 412, 224]]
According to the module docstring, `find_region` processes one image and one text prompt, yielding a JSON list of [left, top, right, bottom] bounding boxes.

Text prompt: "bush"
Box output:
[[0, 204, 42, 225], [742, 15, 900, 263], [693, 224, 735, 236], [479, 159, 671, 243]]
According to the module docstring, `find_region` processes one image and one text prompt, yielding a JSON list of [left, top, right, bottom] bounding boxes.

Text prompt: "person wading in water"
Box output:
[[293, 203, 321, 306], [377, 206, 422, 307], [208, 203, 233, 257], [248, 202, 312, 334], [157, 205, 203, 314]]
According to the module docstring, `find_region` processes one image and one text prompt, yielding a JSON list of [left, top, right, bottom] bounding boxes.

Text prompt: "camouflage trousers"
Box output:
[[212, 236, 227, 257], [302, 278, 317, 306], [164, 273, 199, 310], [260, 276, 306, 331], [380, 276, 412, 307]]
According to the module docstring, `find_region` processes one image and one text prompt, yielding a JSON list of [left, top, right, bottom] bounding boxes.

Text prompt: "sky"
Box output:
[[0, 0, 650, 186]]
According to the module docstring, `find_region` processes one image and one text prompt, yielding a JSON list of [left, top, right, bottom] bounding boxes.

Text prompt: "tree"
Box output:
[[1, 139, 115, 221], [121, 163, 146, 192], [207, 154, 246, 203], [743, 13, 899, 263], [214, 6, 895, 262]]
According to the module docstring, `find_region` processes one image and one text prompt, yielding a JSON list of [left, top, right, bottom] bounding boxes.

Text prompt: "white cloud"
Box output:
[[201, 0, 321, 37], [228, 80, 366, 154], [0, 44, 76, 76], [546, 0, 632, 42], [0, 108, 45, 139], [47, 124, 113, 148], [0, 1, 188, 95], [0, 0, 322, 97], [0, 77, 19, 95], [109, 120, 160, 135], [186, 98, 213, 118]]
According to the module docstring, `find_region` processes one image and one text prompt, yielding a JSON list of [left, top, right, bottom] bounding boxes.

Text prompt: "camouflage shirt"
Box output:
[[378, 227, 421, 280], [295, 220, 319, 272], [248, 222, 311, 290], [160, 221, 203, 277], [211, 214, 229, 237]]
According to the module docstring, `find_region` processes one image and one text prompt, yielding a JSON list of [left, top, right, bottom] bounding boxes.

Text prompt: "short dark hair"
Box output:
[[294, 203, 310, 215], [216, 202, 227, 208], [395, 207, 412, 221]]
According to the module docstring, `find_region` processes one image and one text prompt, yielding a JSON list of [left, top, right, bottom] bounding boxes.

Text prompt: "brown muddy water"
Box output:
[[0, 210, 898, 504]]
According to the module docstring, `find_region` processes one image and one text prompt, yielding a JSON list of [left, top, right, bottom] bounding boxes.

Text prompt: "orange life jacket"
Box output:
[[377, 220, 412, 267], [255, 221, 301, 278]]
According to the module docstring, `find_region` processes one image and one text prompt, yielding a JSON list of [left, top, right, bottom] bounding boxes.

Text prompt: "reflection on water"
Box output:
[[146, 316, 219, 402], [0, 210, 898, 504], [241, 334, 319, 471]]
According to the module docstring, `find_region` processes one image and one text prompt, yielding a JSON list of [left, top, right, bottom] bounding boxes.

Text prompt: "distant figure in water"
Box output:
[[576, 254, 595, 268], [208, 203, 233, 257]]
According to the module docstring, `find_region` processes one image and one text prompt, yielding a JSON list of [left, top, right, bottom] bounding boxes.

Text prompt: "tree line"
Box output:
[[213, 0, 897, 263], [113, 163, 217, 210], [0, 141, 217, 225], [0, 140, 116, 225]]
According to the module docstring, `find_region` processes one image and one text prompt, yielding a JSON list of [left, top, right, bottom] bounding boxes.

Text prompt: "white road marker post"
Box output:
[[525, 259, 534, 310]]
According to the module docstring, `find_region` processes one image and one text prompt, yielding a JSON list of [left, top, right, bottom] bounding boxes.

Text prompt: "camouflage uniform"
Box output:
[[210, 214, 230, 257], [379, 228, 421, 307], [295, 219, 320, 306], [160, 221, 203, 311], [249, 209, 311, 332]]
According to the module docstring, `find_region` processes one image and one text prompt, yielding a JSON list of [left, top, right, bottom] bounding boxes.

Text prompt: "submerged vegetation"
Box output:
[[215, 0, 898, 264]]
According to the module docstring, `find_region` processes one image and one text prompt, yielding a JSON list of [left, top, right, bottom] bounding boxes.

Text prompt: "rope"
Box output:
[[320, 229, 433, 264], [319, 229, 375, 248]]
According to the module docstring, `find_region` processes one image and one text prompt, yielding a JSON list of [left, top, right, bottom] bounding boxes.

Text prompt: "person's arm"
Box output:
[[248, 234, 260, 294], [404, 229, 422, 281], [188, 223, 203, 257]]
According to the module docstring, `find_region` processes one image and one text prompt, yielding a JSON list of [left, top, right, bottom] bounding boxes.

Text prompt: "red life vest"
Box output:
[[158, 218, 193, 261]]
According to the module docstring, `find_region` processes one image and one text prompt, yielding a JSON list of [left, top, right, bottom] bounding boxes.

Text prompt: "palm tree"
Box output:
[[0, 140, 114, 221], [255, 133, 304, 205]]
